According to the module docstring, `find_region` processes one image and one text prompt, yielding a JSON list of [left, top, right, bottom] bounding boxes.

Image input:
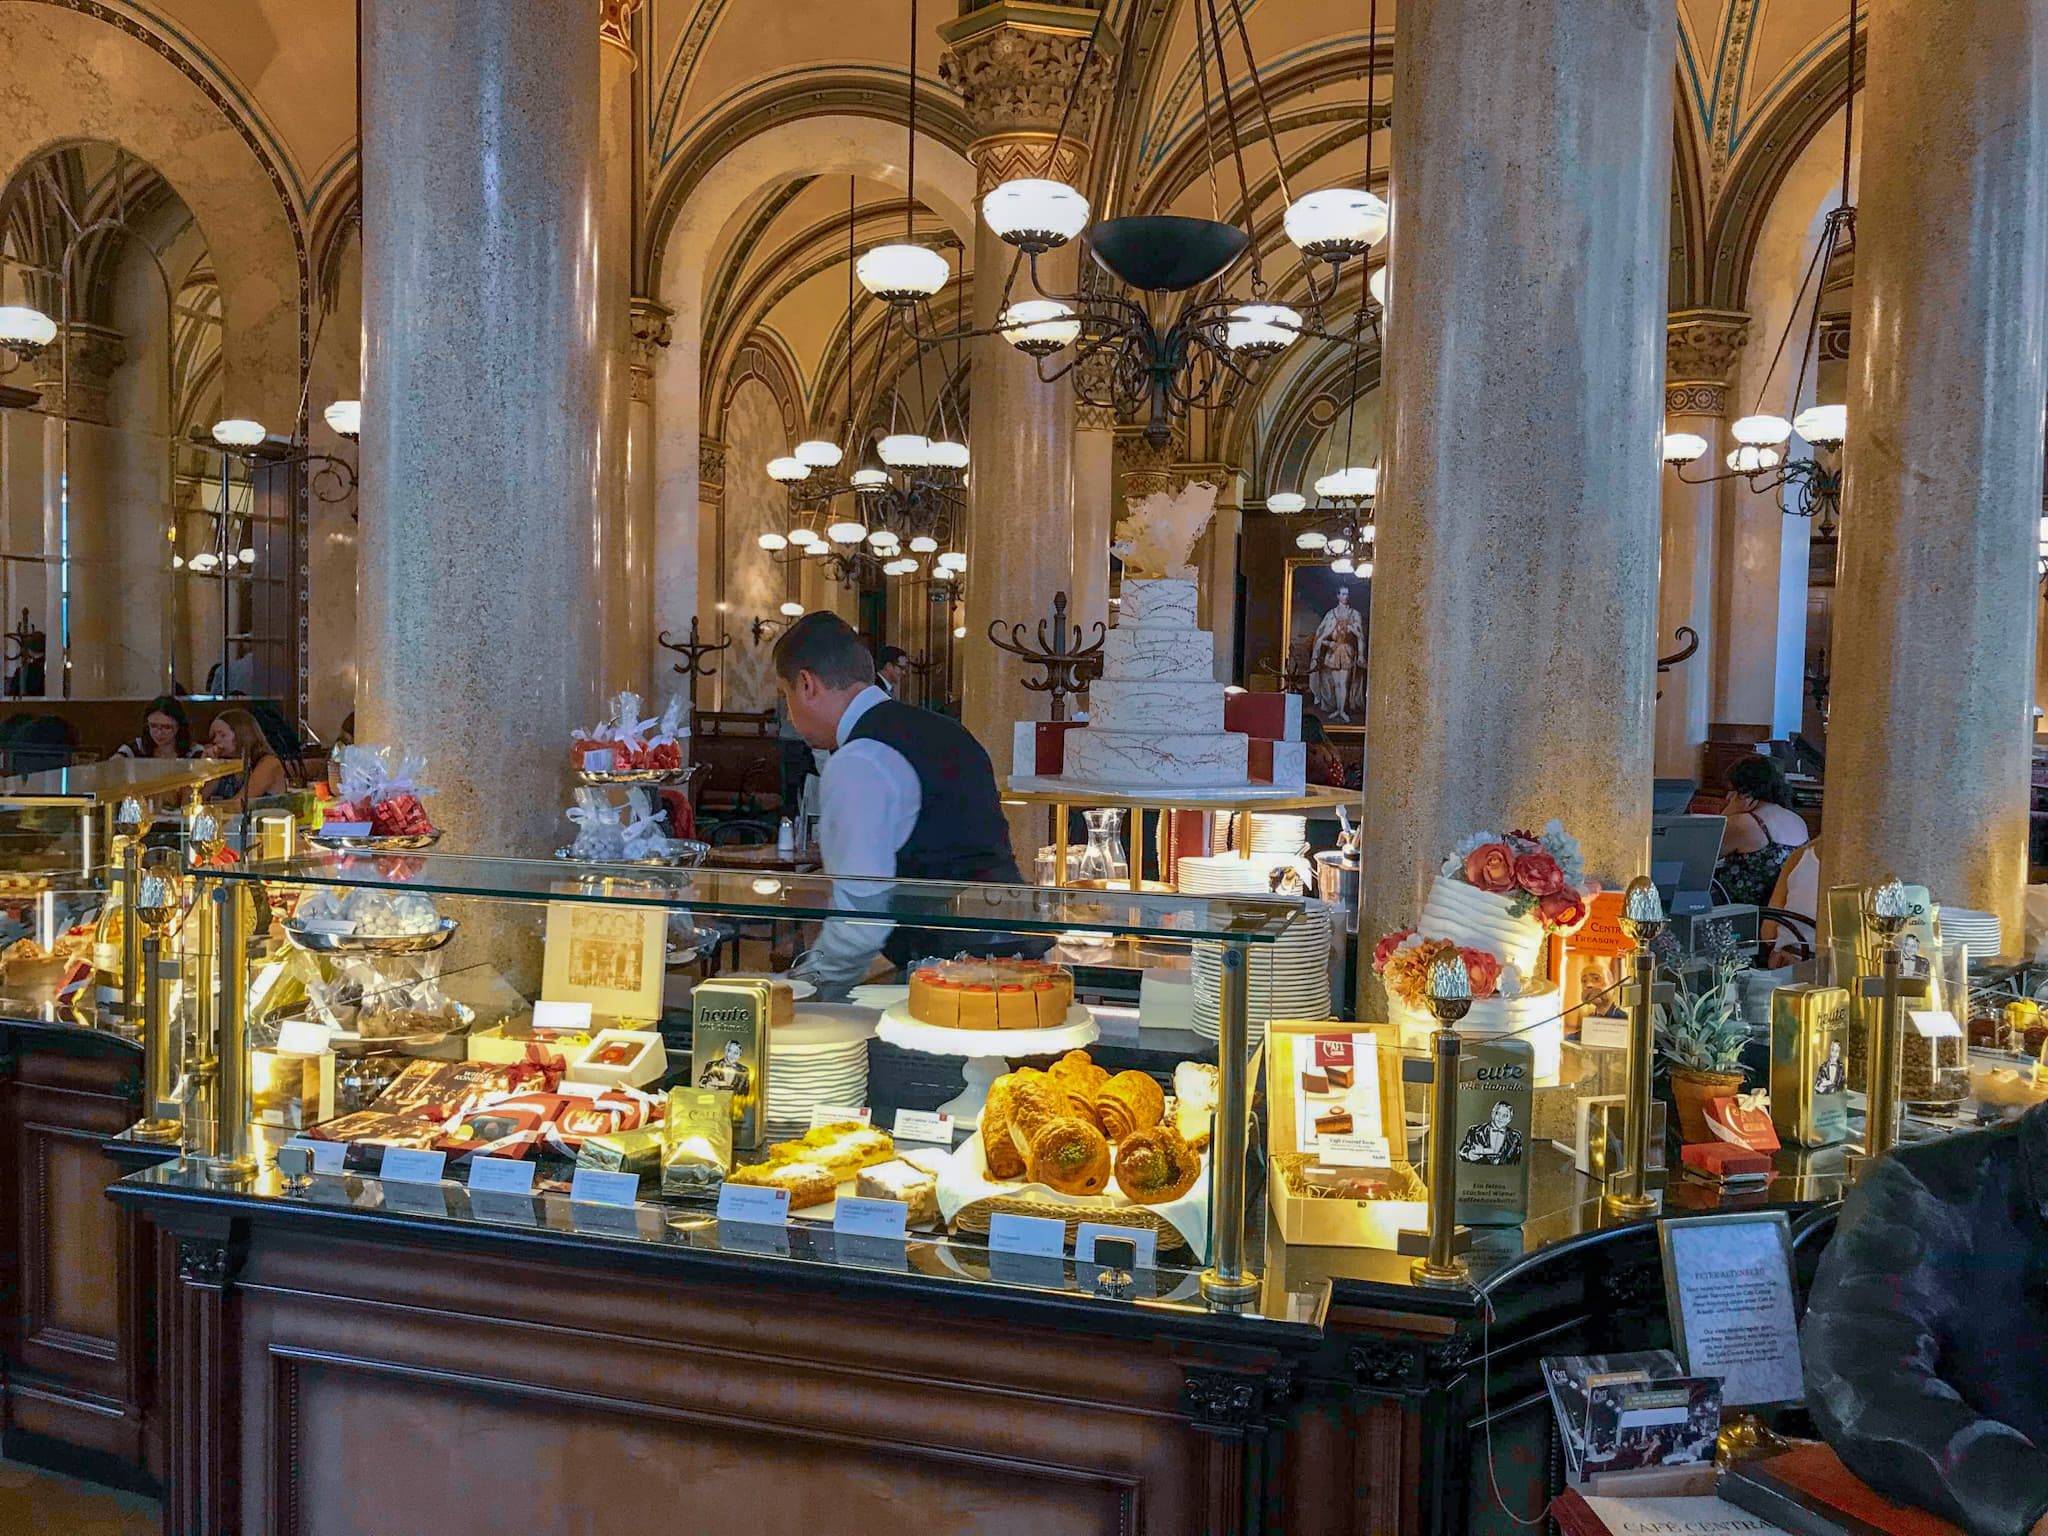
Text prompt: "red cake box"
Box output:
[[1222, 691, 1302, 742], [1679, 1141, 1773, 1181]]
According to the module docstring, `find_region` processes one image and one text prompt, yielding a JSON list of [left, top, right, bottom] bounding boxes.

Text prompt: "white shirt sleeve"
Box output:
[[789, 736, 921, 998]]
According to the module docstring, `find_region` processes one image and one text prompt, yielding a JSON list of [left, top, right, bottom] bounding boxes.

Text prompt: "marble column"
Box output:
[[36, 323, 126, 697], [1820, 0, 2048, 943], [359, 0, 602, 857], [627, 298, 670, 701], [1178, 459, 1242, 683], [1070, 360, 1116, 641], [595, 2, 643, 697], [1658, 309, 1746, 779], [1359, 0, 1673, 994], [695, 436, 725, 707], [941, 4, 1109, 851]]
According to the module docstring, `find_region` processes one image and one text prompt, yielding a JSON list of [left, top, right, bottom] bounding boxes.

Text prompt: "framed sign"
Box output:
[[1658, 1210, 1804, 1408], [1282, 558, 1371, 731], [540, 900, 667, 1022]]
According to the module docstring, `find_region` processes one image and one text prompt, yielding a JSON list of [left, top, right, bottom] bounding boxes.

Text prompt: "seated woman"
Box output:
[[114, 695, 192, 760], [1804, 1102, 2048, 1535], [202, 708, 288, 814], [1712, 756, 1810, 907]]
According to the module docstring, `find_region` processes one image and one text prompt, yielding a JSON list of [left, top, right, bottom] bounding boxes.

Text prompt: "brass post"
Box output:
[[1200, 940, 1260, 1304], [1412, 952, 1472, 1289], [181, 876, 218, 1161], [1605, 876, 1667, 1218], [130, 859, 183, 1141], [1851, 875, 1915, 1182], [119, 835, 143, 1028], [211, 882, 256, 1179]]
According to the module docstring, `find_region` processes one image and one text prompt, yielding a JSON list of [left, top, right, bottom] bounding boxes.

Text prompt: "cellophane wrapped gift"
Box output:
[[640, 696, 688, 771], [566, 788, 627, 861], [328, 744, 436, 837], [571, 692, 656, 771], [618, 804, 672, 863]]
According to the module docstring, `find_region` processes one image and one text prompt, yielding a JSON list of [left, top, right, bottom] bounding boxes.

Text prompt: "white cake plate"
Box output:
[[875, 1002, 1099, 1126], [1007, 773, 1312, 801]]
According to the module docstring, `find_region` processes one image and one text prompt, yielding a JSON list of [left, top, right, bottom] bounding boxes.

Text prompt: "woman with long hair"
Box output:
[[202, 708, 288, 812], [114, 695, 193, 760]]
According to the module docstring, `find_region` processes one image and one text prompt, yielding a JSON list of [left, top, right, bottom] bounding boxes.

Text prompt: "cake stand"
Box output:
[[874, 1001, 1099, 1126]]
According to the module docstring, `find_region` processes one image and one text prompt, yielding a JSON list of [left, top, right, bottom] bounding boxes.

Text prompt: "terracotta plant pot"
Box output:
[[1670, 1067, 1747, 1144]]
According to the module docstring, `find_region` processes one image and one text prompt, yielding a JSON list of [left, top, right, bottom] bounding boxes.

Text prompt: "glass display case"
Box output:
[[155, 848, 1328, 1316], [0, 754, 233, 880]]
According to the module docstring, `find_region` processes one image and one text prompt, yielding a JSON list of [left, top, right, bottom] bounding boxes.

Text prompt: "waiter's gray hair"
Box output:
[[772, 612, 877, 689]]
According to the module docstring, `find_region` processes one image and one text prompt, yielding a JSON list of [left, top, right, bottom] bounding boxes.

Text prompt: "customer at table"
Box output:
[[1712, 756, 1809, 906], [773, 612, 1032, 999], [1804, 1102, 2048, 1536], [877, 644, 909, 696], [114, 695, 193, 759], [202, 708, 287, 811]]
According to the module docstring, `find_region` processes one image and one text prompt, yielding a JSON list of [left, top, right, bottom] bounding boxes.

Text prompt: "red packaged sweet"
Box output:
[[1680, 1140, 1774, 1181], [1703, 1090, 1781, 1153]]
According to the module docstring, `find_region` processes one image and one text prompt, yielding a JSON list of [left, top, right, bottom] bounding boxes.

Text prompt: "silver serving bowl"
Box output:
[[576, 764, 703, 786], [309, 830, 442, 852], [282, 916, 459, 954], [552, 839, 711, 869]]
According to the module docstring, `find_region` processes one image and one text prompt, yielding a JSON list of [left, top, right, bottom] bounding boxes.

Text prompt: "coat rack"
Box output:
[[656, 617, 732, 714], [986, 591, 1104, 724]]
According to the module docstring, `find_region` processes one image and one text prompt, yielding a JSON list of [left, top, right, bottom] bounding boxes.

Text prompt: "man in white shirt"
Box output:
[[774, 613, 1031, 999]]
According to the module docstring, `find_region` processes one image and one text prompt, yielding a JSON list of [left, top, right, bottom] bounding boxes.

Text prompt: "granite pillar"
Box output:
[[1359, 0, 1673, 999], [1658, 310, 1747, 779], [1821, 0, 2048, 943], [359, 0, 602, 857], [1071, 370, 1115, 643], [595, 4, 643, 697], [1179, 460, 1242, 684]]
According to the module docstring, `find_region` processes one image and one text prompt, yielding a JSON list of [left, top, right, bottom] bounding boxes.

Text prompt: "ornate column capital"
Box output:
[[1664, 307, 1749, 416], [698, 435, 726, 492], [1074, 351, 1118, 431], [33, 322, 127, 425], [1115, 424, 1188, 499], [940, 3, 1115, 194], [599, 0, 642, 57], [628, 297, 672, 405]]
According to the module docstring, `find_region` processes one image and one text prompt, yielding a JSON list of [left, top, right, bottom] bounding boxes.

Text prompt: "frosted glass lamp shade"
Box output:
[[212, 419, 267, 448], [1267, 491, 1306, 515], [953, 625, 967, 638], [908, 535, 939, 553], [982, 178, 1090, 252], [1294, 530, 1327, 550], [927, 439, 970, 469], [877, 434, 933, 467], [1224, 303, 1302, 358], [1360, 560, 1374, 578], [1661, 431, 1709, 465], [1361, 522, 1377, 544], [1792, 403, 1847, 447], [788, 527, 823, 547], [851, 468, 891, 489], [794, 439, 843, 468], [999, 300, 1081, 357], [0, 305, 57, 355], [1727, 443, 1784, 474], [1368, 266, 1387, 310], [867, 528, 897, 547], [1331, 557, 1355, 574], [936, 551, 967, 572], [856, 244, 949, 302], [779, 602, 805, 617], [1314, 466, 1378, 503], [757, 532, 790, 551], [766, 456, 811, 483], [826, 520, 867, 545], [1326, 536, 1351, 555], [1284, 188, 1389, 262], [931, 566, 957, 581], [323, 399, 362, 439], [1731, 413, 1793, 446]]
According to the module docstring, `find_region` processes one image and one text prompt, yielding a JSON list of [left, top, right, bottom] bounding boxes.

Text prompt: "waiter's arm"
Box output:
[[789, 739, 920, 999]]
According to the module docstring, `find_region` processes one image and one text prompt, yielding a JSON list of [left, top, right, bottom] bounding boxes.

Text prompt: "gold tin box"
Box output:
[[1769, 983, 1850, 1148], [690, 979, 792, 1151]]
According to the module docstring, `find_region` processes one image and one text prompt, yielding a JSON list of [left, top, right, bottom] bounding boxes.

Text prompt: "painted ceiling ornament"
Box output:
[[939, 14, 1117, 140], [1111, 480, 1218, 581], [599, 0, 643, 53]]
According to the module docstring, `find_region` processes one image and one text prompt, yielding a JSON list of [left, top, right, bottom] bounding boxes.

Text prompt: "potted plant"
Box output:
[[1654, 921, 1751, 1143]]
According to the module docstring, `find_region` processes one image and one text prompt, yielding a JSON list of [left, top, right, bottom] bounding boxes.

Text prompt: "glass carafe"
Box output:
[[1075, 809, 1129, 885]]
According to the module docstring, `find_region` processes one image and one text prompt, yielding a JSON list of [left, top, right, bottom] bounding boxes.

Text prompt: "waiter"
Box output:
[[775, 612, 1033, 999]]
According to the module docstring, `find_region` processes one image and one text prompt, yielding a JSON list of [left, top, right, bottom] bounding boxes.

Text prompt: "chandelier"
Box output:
[[1662, 0, 1855, 534], [861, 0, 1382, 447], [760, 175, 969, 588]]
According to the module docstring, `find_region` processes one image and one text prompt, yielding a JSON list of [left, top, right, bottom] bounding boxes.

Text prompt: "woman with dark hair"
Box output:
[[1713, 755, 1810, 907], [114, 695, 192, 759], [202, 708, 288, 812]]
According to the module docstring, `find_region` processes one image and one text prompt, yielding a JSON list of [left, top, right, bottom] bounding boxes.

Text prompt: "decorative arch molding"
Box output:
[[1671, 97, 1707, 308], [308, 173, 362, 318], [719, 331, 805, 446], [1229, 336, 1383, 500]]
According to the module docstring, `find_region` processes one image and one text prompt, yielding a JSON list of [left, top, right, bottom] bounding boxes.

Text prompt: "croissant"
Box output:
[[1028, 1116, 1112, 1196], [1095, 1070, 1165, 1141], [1113, 1125, 1201, 1205], [1006, 1070, 1069, 1160], [980, 1074, 1026, 1179], [1048, 1049, 1109, 1129]]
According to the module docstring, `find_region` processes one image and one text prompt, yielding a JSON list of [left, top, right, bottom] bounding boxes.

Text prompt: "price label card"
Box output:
[[294, 918, 356, 937], [833, 1195, 909, 1240], [467, 1155, 537, 1195], [282, 1137, 346, 1175], [808, 1104, 872, 1131], [569, 1168, 642, 1208], [571, 1201, 644, 1238], [581, 749, 615, 773], [893, 1109, 954, 1144], [533, 999, 594, 1033], [1317, 1133, 1393, 1168], [318, 821, 372, 838], [1910, 1009, 1963, 1039], [379, 1148, 446, 1184], [1075, 1222, 1158, 1270], [381, 1181, 448, 1216], [987, 1212, 1066, 1257], [716, 1183, 791, 1227], [466, 1189, 538, 1226]]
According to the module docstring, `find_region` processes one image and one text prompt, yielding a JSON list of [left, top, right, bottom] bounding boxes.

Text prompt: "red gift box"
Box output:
[[1680, 1141, 1774, 1180], [1703, 1090, 1781, 1153]]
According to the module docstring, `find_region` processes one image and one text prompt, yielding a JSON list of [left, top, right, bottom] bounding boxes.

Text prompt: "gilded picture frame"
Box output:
[[1282, 557, 1371, 733]]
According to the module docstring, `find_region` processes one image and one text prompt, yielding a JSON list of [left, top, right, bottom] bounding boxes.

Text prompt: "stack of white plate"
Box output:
[[1176, 851, 1299, 895], [1189, 903, 1334, 1045], [762, 1008, 874, 1140], [1940, 907, 2001, 958], [1227, 813, 1308, 855]]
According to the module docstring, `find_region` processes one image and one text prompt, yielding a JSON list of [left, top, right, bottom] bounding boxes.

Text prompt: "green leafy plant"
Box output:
[[1652, 921, 1749, 1075]]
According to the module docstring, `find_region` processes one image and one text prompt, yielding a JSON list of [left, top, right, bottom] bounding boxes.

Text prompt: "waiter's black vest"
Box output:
[[841, 698, 1039, 967]]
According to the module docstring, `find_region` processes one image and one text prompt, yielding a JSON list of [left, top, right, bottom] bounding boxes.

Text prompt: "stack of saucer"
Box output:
[[1190, 903, 1333, 1047], [1226, 812, 1308, 856], [763, 1009, 874, 1140], [1939, 907, 2001, 959], [1175, 851, 1300, 895]]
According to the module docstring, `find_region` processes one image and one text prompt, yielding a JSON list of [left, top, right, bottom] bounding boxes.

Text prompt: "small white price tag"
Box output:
[[893, 1109, 954, 1144], [569, 1168, 641, 1208], [295, 918, 356, 937], [987, 1212, 1066, 1257], [1075, 1222, 1158, 1271], [378, 1148, 446, 1184], [1316, 1133, 1393, 1169], [533, 999, 594, 1033], [1910, 1009, 1963, 1039], [808, 1104, 872, 1131], [833, 1195, 909, 1240], [1580, 1018, 1630, 1051], [319, 821, 372, 838], [282, 1137, 346, 1175], [582, 749, 615, 772], [716, 1183, 791, 1226], [467, 1155, 536, 1195]]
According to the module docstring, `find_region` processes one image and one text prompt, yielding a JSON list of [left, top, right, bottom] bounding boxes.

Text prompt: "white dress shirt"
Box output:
[[788, 686, 922, 998]]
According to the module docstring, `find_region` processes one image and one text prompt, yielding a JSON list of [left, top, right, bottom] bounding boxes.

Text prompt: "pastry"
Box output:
[[782, 1122, 895, 1176], [1006, 1070, 1068, 1159], [1049, 1050, 1110, 1128], [1326, 1064, 1355, 1090], [1095, 1070, 1166, 1140], [1027, 1116, 1113, 1196], [958, 984, 999, 1030], [1113, 1125, 1201, 1205], [980, 1075, 1027, 1178], [898, 1146, 950, 1178], [907, 957, 1075, 1029], [727, 1159, 838, 1210], [857, 1159, 940, 1225], [1171, 1061, 1218, 1152], [907, 967, 961, 1028], [1300, 1069, 1329, 1094], [1314, 1108, 1353, 1136]]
